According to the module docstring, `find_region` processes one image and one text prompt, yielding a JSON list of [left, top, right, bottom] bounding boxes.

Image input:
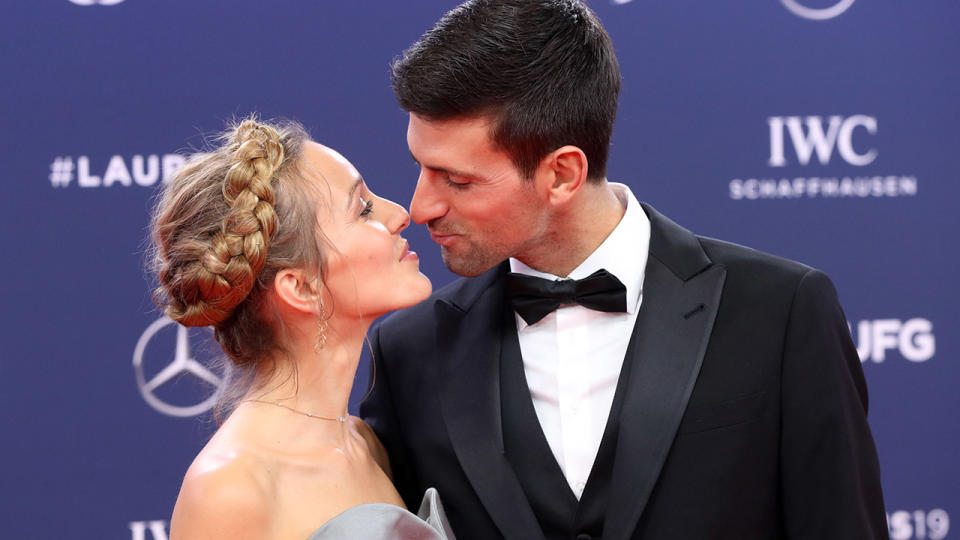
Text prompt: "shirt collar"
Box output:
[[509, 182, 650, 316]]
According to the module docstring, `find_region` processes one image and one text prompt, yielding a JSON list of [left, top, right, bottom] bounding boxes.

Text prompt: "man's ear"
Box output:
[[273, 268, 321, 315], [539, 145, 589, 206]]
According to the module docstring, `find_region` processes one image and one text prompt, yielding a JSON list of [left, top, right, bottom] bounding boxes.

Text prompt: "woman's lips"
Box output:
[[398, 239, 419, 262]]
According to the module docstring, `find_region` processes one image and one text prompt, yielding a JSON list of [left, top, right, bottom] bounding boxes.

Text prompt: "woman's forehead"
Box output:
[[301, 141, 361, 191]]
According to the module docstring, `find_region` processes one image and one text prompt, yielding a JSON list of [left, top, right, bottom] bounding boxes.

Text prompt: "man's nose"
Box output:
[[409, 172, 447, 225]]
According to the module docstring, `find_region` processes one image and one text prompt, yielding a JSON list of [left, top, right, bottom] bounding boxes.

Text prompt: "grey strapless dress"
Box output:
[[307, 488, 455, 539]]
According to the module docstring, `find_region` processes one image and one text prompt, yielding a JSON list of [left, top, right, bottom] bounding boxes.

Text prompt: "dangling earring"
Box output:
[[315, 302, 329, 353]]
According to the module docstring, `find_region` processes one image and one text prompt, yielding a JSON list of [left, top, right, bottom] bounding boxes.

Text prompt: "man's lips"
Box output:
[[429, 231, 459, 246]]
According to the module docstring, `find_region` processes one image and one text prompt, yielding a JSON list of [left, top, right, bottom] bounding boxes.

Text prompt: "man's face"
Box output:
[[407, 114, 547, 277]]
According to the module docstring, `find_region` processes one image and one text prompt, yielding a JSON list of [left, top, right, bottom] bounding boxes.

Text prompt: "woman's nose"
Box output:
[[384, 198, 410, 234]]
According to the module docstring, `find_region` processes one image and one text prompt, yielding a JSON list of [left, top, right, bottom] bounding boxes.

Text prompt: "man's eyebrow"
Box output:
[[408, 150, 484, 181], [347, 177, 363, 210]]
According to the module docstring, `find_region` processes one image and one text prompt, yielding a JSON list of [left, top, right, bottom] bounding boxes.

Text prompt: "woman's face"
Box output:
[[302, 141, 432, 319]]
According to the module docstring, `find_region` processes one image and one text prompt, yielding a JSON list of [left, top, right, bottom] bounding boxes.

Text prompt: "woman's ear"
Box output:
[[539, 145, 589, 206], [273, 268, 321, 315]]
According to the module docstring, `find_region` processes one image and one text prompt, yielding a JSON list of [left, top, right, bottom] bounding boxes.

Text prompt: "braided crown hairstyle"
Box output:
[[150, 117, 323, 383]]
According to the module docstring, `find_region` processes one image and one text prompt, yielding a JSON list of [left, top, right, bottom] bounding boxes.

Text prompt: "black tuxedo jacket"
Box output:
[[360, 204, 888, 540]]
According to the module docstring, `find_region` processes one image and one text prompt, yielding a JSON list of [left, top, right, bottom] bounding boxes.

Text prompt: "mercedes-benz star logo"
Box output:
[[68, 0, 127, 5], [133, 317, 226, 417], [781, 0, 855, 21]]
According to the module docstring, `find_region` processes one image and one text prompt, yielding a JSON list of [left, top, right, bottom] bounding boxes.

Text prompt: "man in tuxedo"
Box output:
[[360, 1, 888, 538]]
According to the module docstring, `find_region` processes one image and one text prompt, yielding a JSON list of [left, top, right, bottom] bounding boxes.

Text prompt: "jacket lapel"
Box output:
[[437, 264, 545, 540], [603, 205, 727, 540]]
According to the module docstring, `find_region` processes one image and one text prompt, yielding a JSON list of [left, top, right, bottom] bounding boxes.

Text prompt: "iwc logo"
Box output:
[[133, 317, 227, 417], [781, 0, 855, 21]]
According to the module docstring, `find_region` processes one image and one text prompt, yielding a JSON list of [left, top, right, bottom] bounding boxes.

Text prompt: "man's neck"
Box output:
[[517, 181, 625, 278]]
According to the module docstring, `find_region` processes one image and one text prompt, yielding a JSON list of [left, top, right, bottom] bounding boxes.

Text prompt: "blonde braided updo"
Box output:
[[150, 117, 323, 373], [164, 121, 283, 326]]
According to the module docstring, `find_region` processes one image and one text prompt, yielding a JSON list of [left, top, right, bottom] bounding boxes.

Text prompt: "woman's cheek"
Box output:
[[368, 220, 389, 234]]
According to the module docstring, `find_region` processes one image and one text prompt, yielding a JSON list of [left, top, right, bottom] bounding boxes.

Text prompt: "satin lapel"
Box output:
[[437, 272, 545, 540], [603, 249, 727, 540]]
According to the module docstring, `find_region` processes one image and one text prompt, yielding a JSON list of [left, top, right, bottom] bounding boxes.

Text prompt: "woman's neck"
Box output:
[[240, 316, 372, 443]]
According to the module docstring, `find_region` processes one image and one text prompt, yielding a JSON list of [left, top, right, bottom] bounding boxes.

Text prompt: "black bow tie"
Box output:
[[504, 268, 627, 325]]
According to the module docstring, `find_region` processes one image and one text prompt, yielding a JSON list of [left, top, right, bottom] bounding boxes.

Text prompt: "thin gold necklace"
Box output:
[[245, 399, 346, 423]]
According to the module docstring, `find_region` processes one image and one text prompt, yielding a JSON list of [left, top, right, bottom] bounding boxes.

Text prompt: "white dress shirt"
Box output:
[[509, 183, 650, 499]]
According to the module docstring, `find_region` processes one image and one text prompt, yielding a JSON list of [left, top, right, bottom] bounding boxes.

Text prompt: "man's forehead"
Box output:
[[407, 114, 502, 167], [409, 112, 494, 130]]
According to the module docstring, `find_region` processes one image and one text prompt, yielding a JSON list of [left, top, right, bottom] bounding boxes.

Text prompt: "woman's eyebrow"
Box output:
[[346, 177, 364, 210]]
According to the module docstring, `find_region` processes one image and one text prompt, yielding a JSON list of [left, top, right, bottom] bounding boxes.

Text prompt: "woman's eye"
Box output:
[[360, 198, 374, 218]]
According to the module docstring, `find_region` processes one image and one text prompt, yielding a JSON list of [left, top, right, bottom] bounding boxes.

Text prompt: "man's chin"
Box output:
[[440, 246, 499, 278]]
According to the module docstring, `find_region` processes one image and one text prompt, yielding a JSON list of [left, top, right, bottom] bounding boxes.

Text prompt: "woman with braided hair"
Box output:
[[152, 117, 450, 539]]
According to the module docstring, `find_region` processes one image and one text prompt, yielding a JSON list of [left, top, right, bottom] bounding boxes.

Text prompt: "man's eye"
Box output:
[[360, 198, 374, 218], [445, 176, 469, 190]]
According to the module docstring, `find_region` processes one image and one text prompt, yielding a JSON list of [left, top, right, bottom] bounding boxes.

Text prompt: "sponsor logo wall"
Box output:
[[128, 521, 168, 540], [780, 0, 856, 21], [729, 114, 919, 200], [1, 0, 955, 537], [49, 154, 185, 189], [854, 318, 936, 364], [68, 0, 126, 5], [133, 318, 225, 418]]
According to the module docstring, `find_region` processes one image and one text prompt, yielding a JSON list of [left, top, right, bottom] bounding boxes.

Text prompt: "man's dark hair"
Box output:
[[391, 0, 621, 181]]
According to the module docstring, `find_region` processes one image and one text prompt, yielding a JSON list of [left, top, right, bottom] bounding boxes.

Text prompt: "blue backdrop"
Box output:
[[1, 1, 956, 538]]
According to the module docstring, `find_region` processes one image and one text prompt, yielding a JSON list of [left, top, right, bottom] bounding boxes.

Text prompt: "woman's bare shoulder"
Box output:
[[348, 416, 393, 479], [169, 446, 274, 540]]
